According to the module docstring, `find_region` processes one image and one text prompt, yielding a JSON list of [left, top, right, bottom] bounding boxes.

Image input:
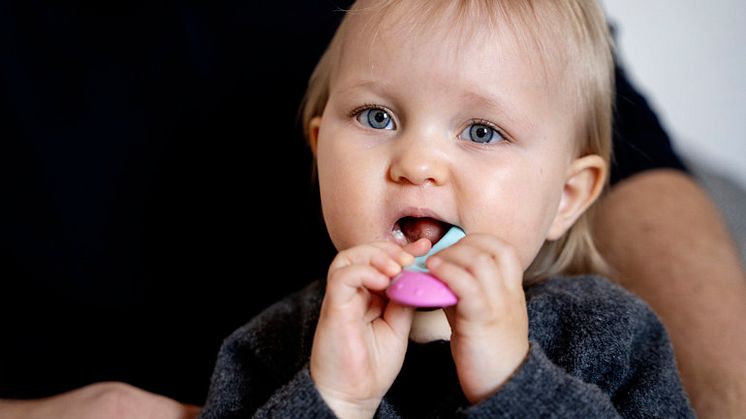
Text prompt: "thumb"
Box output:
[[383, 301, 415, 338], [401, 238, 432, 259]]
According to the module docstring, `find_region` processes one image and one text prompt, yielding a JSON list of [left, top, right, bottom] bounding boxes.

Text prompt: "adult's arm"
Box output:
[[594, 169, 746, 417], [0, 382, 200, 419]]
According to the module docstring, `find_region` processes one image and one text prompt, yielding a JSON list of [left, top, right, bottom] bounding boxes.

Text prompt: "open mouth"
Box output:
[[393, 216, 452, 246]]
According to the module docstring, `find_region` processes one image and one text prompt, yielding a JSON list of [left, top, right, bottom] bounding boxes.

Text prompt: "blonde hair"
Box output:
[[302, 0, 614, 284]]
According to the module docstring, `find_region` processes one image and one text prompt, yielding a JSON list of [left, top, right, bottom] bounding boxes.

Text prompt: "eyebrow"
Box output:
[[458, 89, 532, 131], [334, 80, 534, 132], [332, 79, 394, 98], [336, 80, 508, 114], [460, 90, 502, 110]]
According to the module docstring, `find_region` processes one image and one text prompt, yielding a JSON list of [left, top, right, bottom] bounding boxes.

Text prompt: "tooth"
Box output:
[[392, 226, 405, 241]]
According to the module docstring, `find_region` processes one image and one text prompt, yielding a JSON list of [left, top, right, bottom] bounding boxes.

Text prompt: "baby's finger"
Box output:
[[382, 301, 416, 339], [453, 235, 523, 291], [429, 257, 499, 328], [369, 242, 416, 267], [427, 241, 500, 290], [331, 245, 407, 277], [426, 257, 483, 305], [325, 264, 390, 308], [401, 238, 432, 258]]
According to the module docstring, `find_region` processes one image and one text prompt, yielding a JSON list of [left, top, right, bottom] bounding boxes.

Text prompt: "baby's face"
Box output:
[[312, 6, 587, 269]]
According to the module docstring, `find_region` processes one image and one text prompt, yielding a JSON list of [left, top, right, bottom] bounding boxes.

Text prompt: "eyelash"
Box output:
[[348, 104, 511, 143], [467, 118, 510, 142], [348, 104, 393, 119]]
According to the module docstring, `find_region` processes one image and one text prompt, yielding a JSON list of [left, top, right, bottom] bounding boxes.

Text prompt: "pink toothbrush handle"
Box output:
[[386, 270, 458, 308]]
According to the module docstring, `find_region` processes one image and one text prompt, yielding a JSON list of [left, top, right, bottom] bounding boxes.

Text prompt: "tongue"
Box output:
[[400, 217, 449, 245]]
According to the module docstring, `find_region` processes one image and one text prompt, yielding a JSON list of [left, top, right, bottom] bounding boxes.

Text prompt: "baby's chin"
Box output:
[[409, 309, 451, 343]]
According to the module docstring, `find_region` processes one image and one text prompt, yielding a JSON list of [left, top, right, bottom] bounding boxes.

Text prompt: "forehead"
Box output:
[[333, 1, 576, 109], [329, 1, 579, 137]]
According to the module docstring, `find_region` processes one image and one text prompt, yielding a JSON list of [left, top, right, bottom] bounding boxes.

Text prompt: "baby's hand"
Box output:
[[310, 239, 430, 418], [427, 234, 529, 405]]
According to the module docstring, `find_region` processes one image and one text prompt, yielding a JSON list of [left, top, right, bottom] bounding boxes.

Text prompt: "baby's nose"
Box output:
[[388, 136, 450, 186]]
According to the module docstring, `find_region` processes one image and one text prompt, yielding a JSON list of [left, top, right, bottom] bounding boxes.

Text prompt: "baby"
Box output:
[[201, 1, 692, 417]]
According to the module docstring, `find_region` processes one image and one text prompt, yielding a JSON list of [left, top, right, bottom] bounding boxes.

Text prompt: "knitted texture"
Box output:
[[200, 276, 693, 418]]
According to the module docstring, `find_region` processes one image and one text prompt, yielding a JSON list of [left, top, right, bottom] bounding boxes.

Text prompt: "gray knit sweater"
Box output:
[[200, 276, 694, 418]]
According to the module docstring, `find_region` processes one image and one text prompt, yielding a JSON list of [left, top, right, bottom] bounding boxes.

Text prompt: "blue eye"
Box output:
[[459, 123, 504, 144], [357, 108, 395, 130]]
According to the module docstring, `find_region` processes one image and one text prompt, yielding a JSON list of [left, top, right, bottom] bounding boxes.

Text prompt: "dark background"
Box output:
[[1, 0, 353, 404]]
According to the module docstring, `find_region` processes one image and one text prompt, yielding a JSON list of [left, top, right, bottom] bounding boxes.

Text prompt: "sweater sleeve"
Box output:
[[199, 335, 336, 419], [199, 281, 338, 419], [457, 277, 694, 418], [253, 365, 337, 418], [458, 343, 620, 418]]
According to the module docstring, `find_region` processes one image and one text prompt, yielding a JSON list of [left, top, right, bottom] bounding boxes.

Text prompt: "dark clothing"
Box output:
[[611, 64, 689, 184], [1, 2, 688, 404], [200, 277, 693, 418], [0, 2, 340, 402]]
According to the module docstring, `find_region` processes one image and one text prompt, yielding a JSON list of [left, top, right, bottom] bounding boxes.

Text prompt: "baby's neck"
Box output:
[[409, 309, 451, 343]]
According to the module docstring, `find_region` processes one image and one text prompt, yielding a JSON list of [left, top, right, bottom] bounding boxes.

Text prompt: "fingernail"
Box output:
[[428, 256, 442, 269], [399, 252, 414, 265], [388, 260, 402, 274]]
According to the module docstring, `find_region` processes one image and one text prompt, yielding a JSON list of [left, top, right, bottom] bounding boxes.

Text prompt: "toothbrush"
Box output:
[[386, 226, 465, 307]]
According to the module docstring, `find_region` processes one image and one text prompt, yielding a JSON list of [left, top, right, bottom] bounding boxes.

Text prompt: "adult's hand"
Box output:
[[0, 382, 201, 419]]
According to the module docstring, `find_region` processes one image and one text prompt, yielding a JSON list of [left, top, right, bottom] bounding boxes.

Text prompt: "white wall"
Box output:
[[602, 0, 746, 189]]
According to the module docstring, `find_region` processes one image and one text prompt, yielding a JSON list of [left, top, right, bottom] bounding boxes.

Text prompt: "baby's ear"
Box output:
[[546, 155, 607, 240], [308, 117, 322, 157]]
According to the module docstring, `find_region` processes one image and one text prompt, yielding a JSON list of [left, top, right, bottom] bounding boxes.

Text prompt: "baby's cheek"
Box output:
[[473, 219, 545, 271]]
